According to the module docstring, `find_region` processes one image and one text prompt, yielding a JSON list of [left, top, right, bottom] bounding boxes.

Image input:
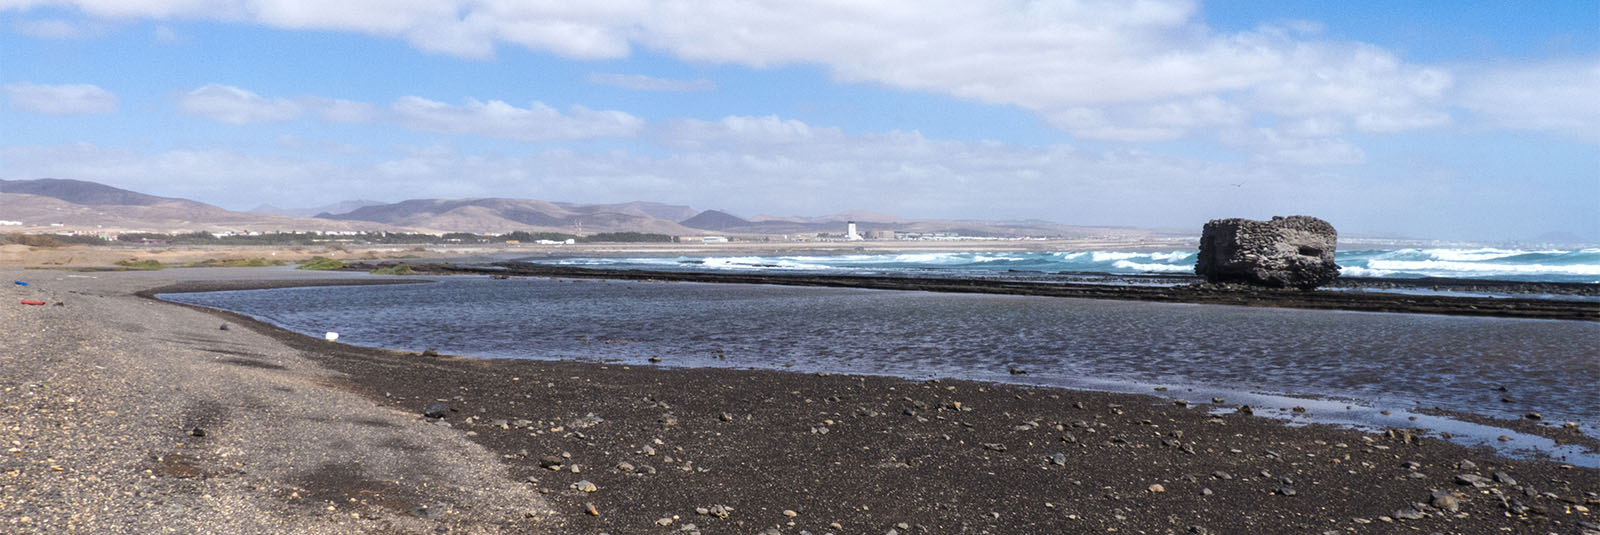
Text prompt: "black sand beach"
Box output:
[[3, 268, 1596, 534]]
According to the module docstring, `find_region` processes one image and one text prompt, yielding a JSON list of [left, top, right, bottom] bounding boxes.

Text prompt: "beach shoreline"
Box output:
[[4, 267, 1597, 534], [373, 261, 1600, 321]]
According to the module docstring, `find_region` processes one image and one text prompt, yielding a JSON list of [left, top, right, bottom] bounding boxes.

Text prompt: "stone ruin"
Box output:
[[1195, 216, 1340, 290]]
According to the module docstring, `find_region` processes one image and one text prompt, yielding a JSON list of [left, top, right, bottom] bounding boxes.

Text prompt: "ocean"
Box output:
[[162, 273, 1600, 464], [541, 248, 1600, 284]]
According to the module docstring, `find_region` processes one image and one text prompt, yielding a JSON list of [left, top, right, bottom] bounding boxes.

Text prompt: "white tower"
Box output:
[[846, 221, 863, 241]]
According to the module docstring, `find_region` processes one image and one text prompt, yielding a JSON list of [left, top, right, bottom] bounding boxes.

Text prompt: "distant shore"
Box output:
[[376, 261, 1600, 321], [0, 238, 1193, 270]]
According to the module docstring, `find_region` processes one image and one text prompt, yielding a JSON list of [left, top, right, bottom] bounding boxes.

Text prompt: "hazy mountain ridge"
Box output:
[[318, 197, 704, 235], [2, 178, 1185, 239], [0, 178, 396, 233], [251, 199, 386, 218], [1, 178, 198, 207]]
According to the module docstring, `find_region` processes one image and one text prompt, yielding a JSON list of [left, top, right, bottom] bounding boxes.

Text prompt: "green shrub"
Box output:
[[114, 259, 166, 270], [369, 264, 416, 275], [296, 257, 346, 270], [186, 257, 287, 268]]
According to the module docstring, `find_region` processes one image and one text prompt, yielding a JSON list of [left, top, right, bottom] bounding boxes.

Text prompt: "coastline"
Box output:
[[382, 261, 1600, 321], [5, 267, 1596, 534], [150, 272, 1599, 534]]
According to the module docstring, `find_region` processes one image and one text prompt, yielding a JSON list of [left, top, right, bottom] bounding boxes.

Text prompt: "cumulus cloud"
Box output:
[[1457, 59, 1600, 142], [10, 17, 109, 38], [178, 83, 301, 124], [586, 73, 716, 92], [2, 113, 1587, 238], [5, 0, 1468, 143], [390, 96, 645, 141], [174, 84, 642, 140], [3, 82, 118, 114]]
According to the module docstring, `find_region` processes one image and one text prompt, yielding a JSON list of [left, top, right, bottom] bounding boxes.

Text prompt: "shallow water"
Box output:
[[539, 247, 1600, 283], [163, 276, 1600, 463]]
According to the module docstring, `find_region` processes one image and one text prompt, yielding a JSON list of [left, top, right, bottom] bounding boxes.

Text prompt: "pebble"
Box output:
[[1274, 487, 1297, 496], [1148, 484, 1165, 493], [584, 503, 599, 516], [573, 480, 596, 492], [783, 509, 798, 517], [1455, 474, 1492, 488], [423, 402, 450, 419], [1049, 452, 1067, 466], [1430, 490, 1460, 512], [1393, 506, 1424, 520]]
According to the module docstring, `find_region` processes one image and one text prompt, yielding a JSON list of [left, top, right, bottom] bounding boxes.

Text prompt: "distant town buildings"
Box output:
[[845, 221, 863, 241]]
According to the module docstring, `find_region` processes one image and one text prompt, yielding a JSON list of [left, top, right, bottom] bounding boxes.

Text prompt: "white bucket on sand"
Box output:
[[324, 332, 339, 342]]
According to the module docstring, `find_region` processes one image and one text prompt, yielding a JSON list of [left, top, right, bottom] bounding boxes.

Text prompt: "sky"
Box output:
[[0, 1, 1596, 242]]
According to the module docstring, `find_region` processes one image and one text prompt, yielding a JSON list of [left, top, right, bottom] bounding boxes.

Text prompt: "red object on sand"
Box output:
[[19, 300, 45, 306]]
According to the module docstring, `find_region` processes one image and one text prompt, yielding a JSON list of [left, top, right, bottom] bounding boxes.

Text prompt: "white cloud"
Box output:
[[2, 113, 1588, 239], [1457, 59, 1600, 142], [173, 84, 642, 140], [389, 96, 644, 141], [5, 0, 1464, 142], [300, 96, 375, 123], [1048, 97, 1249, 142], [586, 73, 716, 92], [1219, 127, 1366, 166], [10, 17, 110, 38], [3, 82, 118, 114], [152, 24, 179, 42], [178, 83, 302, 124]]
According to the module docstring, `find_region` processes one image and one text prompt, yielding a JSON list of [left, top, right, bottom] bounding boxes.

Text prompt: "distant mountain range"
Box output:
[[316, 198, 708, 235], [0, 177, 1165, 239], [0, 178, 391, 233], [250, 199, 387, 218]]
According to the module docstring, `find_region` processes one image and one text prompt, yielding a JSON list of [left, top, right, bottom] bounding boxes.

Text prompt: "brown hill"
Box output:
[[0, 178, 1174, 240], [1, 178, 187, 206], [0, 178, 400, 234], [319, 198, 703, 235]]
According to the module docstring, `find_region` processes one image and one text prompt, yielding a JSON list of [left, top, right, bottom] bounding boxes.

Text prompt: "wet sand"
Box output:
[[142, 274, 1599, 535]]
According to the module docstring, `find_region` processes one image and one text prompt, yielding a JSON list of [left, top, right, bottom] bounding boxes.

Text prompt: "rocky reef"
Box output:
[[1195, 216, 1340, 290]]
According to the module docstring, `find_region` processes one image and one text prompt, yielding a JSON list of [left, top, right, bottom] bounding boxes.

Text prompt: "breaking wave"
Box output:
[[542, 248, 1599, 283]]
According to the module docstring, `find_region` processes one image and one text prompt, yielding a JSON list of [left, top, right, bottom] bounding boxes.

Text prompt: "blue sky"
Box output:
[[1, 1, 1596, 241]]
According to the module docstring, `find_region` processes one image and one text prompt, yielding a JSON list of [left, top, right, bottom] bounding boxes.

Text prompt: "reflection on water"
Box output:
[[163, 277, 1599, 460]]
